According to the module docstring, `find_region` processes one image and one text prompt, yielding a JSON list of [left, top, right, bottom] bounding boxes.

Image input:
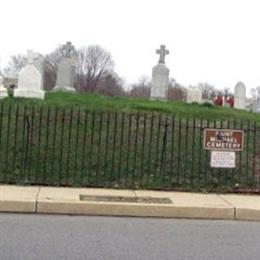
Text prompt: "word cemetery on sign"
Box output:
[[204, 129, 244, 151]]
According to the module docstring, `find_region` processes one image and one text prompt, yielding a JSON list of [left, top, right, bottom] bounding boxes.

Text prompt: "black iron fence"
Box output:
[[0, 103, 260, 192]]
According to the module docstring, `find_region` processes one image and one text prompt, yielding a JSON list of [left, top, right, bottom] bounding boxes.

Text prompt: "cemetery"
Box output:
[[0, 42, 260, 193]]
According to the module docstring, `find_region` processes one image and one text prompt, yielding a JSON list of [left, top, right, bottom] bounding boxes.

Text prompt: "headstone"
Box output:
[[53, 42, 76, 92], [150, 45, 170, 100], [14, 50, 45, 99], [234, 82, 246, 109], [0, 75, 8, 99], [187, 88, 202, 103], [253, 98, 260, 113]]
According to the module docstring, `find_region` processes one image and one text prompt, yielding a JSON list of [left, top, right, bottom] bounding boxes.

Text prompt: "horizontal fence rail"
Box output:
[[0, 103, 259, 192]]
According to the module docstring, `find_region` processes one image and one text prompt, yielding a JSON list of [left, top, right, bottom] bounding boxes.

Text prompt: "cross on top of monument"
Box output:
[[156, 45, 169, 64], [62, 41, 75, 58], [27, 50, 38, 64]]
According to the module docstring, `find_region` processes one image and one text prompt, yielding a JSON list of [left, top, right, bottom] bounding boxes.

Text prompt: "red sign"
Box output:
[[204, 129, 244, 151]]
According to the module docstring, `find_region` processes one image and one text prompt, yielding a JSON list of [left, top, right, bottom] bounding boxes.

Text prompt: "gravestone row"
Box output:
[[0, 43, 251, 112], [149, 45, 246, 109], [1, 41, 76, 100]]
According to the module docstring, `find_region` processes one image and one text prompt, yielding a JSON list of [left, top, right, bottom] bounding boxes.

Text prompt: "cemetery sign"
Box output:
[[204, 129, 244, 151]]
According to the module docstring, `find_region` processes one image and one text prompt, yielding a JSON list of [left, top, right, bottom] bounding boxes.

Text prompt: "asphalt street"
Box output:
[[0, 214, 260, 260]]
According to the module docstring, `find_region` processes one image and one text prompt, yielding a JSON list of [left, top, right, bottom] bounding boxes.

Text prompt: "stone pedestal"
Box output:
[[150, 63, 169, 100], [14, 64, 45, 100], [53, 58, 76, 92], [234, 82, 246, 109], [14, 89, 45, 99], [0, 75, 8, 99]]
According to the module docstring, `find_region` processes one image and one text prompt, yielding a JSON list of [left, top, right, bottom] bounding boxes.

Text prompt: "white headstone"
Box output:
[[187, 88, 202, 103], [0, 75, 8, 99], [14, 50, 45, 99], [150, 45, 170, 100], [53, 42, 76, 92], [253, 98, 260, 113], [234, 82, 246, 109]]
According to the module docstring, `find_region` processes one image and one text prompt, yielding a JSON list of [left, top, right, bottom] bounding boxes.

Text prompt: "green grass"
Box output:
[[1, 92, 260, 122]]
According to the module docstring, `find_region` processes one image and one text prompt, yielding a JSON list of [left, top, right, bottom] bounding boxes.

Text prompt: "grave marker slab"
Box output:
[[53, 41, 76, 92], [14, 50, 45, 99], [234, 82, 246, 109], [187, 88, 202, 103]]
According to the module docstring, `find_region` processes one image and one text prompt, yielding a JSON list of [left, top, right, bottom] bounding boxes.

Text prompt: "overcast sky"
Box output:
[[0, 0, 260, 93]]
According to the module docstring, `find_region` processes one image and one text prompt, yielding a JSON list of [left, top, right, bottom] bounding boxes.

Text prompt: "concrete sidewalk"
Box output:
[[0, 185, 260, 221]]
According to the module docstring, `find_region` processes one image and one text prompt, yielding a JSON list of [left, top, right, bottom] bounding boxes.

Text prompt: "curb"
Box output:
[[1, 186, 260, 221], [0, 200, 36, 213], [37, 201, 235, 220]]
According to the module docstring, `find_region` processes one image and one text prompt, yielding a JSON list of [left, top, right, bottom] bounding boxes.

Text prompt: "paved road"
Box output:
[[0, 214, 260, 260]]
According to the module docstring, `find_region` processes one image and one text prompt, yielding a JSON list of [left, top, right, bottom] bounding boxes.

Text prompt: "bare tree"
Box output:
[[95, 72, 125, 96], [43, 48, 63, 90], [250, 86, 260, 100], [129, 76, 151, 97], [168, 79, 187, 101], [168, 87, 186, 101], [3, 54, 27, 77], [76, 45, 114, 92], [197, 82, 218, 100]]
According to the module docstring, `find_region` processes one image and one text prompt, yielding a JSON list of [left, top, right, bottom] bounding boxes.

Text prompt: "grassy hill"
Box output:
[[2, 92, 260, 122]]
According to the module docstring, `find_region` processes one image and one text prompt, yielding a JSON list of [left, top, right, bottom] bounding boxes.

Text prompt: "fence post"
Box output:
[[65, 107, 74, 184], [140, 113, 147, 187], [96, 111, 103, 185], [73, 108, 81, 184], [51, 106, 58, 181], [118, 112, 125, 184], [12, 105, 20, 181], [4, 105, 12, 182], [80, 109, 88, 184]]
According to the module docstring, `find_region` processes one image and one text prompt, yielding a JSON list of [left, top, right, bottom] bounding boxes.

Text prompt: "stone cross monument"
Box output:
[[27, 49, 36, 64], [156, 45, 169, 64], [234, 82, 246, 109], [53, 41, 76, 92], [0, 75, 8, 99], [61, 41, 75, 58], [150, 45, 170, 100], [14, 50, 45, 99]]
